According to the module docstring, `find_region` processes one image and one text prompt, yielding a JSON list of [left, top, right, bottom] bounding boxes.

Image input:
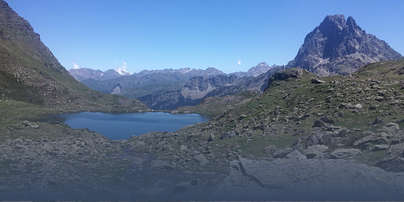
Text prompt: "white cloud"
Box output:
[[73, 63, 80, 69], [237, 60, 242, 65], [115, 61, 131, 75]]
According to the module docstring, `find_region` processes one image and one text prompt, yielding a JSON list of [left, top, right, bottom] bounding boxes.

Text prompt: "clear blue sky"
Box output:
[[7, 0, 404, 73]]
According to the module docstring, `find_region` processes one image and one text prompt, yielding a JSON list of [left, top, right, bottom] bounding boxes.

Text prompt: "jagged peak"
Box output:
[[319, 15, 362, 33], [324, 14, 346, 20], [346, 16, 357, 26], [319, 14, 346, 31], [289, 14, 401, 76], [346, 16, 363, 32]]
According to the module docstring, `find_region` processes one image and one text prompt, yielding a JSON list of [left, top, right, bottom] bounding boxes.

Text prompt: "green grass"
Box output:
[[0, 99, 53, 127]]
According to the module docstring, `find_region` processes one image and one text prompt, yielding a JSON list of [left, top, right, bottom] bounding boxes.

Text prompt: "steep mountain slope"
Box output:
[[0, 0, 147, 112], [288, 15, 402, 76]]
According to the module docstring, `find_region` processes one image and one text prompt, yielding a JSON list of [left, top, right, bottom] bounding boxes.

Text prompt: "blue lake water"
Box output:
[[63, 112, 207, 140]]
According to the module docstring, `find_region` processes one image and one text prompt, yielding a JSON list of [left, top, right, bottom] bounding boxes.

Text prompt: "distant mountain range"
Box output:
[[288, 15, 402, 76], [69, 68, 124, 81], [69, 63, 280, 109], [69, 66, 224, 81], [68, 15, 402, 110]]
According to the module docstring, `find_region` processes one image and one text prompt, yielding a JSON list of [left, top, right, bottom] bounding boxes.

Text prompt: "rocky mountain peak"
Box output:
[[247, 62, 271, 77], [346, 16, 359, 29], [288, 15, 401, 76], [319, 15, 346, 32]]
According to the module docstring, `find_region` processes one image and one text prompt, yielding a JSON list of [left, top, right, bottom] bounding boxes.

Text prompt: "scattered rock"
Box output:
[[22, 120, 39, 129]]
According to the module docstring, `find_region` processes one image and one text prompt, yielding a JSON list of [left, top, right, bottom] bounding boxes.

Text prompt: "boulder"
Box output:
[[382, 122, 400, 134], [376, 157, 404, 172], [303, 145, 329, 159], [268, 69, 304, 84], [372, 144, 390, 151], [387, 143, 404, 158], [286, 150, 307, 160], [194, 154, 209, 166], [330, 148, 361, 159], [312, 120, 328, 128], [353, 131, 389, 149], [311, 78, 325, 84], [264, 145, 277, 155], [273, 147, 294, 158]]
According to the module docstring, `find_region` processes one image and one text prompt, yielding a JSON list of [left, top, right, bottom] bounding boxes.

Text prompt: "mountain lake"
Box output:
[[62, 112, 207, 140]]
